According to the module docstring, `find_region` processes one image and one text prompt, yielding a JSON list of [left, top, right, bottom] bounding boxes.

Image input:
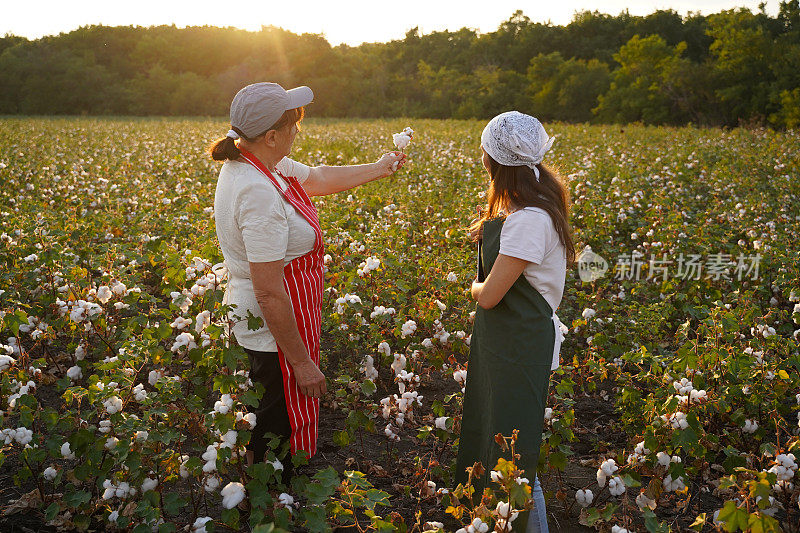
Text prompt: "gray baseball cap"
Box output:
[[230, 82, 313, 138]]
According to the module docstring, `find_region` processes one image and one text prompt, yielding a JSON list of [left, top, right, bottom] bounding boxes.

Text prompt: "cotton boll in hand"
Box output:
[[391, 127, 414, 170]]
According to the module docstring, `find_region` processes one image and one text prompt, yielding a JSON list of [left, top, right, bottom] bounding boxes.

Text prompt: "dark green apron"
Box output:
[[454, 216, 554, 532]]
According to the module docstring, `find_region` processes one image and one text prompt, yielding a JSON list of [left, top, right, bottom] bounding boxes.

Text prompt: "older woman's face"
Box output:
[[274, 122, 299, 157]]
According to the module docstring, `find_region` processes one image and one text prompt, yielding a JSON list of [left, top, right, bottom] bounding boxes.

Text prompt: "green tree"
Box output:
[[706, 8, 777, 125], [527, 52, 611, 122]]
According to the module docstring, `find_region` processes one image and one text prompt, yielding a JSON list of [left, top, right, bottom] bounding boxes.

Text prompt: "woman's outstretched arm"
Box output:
[[301, 152, 406, 196], [471, 254, 530, 309]]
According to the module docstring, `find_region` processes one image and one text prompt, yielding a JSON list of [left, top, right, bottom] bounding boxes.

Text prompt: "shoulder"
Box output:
[[276, 156, 311, 184], [504, 207, 552, 229]]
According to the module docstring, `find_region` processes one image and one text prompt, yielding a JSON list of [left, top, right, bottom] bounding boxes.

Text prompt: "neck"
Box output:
[[238, 142, 281, 171]]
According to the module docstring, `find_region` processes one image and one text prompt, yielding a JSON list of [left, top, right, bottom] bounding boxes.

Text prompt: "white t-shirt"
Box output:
[[498, 206, 567, 314], [498, 206, 567, 370], [214, 156, 315, 351]]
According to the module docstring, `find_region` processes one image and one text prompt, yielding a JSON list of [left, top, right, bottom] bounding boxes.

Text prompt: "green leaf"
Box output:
[[333, 429, 351, 447], [45, 502, 60, 521], [162, 492, 187, 516], [221, 507, 240, 528], [64, 489, 91, 508], [360, 379, 376, 396]]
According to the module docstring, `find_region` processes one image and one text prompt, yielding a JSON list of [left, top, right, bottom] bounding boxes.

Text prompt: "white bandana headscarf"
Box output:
[[480, 111, 556, 181]]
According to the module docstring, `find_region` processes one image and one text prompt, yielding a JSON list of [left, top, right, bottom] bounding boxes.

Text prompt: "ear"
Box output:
[[262, 130, 278, 148]]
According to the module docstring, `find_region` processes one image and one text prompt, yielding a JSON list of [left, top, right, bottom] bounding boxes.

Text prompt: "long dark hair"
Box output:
[[208, 106, 305, 161], [470, 154, 576, 265]]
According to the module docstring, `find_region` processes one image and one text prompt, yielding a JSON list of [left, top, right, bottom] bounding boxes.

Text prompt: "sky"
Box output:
[[1, 0, 782, 46]]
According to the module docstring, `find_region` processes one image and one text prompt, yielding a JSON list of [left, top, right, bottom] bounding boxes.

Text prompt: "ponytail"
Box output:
[[209, 126, 244, 161]]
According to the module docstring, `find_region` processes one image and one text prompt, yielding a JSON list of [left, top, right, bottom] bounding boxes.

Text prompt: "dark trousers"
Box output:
[[243, 348, 294, 485]]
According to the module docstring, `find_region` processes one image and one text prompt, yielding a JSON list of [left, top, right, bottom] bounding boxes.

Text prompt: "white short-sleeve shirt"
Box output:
[[498, 206, 567, 314], [214, 156, 315, 351]]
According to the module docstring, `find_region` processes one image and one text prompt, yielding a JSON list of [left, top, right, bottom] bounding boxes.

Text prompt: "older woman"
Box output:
[[210, 82, 405, 483]]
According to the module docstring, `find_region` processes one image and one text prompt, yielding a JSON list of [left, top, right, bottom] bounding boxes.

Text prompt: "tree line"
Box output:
[[1, 2, 799, 128]]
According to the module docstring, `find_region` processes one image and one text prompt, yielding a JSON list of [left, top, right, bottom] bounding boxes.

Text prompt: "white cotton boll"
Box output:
[[67, 365, 82, 381], [180, 456, 191, 479], [244, 413, 257, 429], [275, 492, 294, 508], [271, 458, 284, 471], [142, 478, 158, 492], [490, 470, 504, 483], [600, 458, 619, 476], [470, 517, 490, 533], [596, 469, 607, 487], [434, 417, 449, 430], [192, 517, 213, 533], [657, 451, 671, 467], [582, 308, 596, 320], [743, 419, 759, 433], [97, 286, 113, 304], [43, 466, 57, 481], [104, 396, 123, 415], [495, 501, 518, 528], [447, 272, 457, 282], [134, 431, 149, 442], [203, 475, 220, 492], [170, 316, 192, 330], [608, 476, 626, 496], [105, 437, 119, 450], [636, 492, 657, 510], [0, 354, 15, 371], [401, 320, 417, 338], [109, 510, 119, 523], [171, 331, 197, 352], [391, 354, 406, 376], [195, 310, 211, 333], [116, 481, 131, 498], [99, 419, 112, 434], [221, 430, 237, 448], [611, 526, 630, 533], [214, 394, 233, 414], [576, 489, 594, 507], [663, 474, 686, 492], [110, 281, 127, 296], [202, 445, 218, 463], [61, 442, 76, 459], [453, 369, 467, 386], [133, 383, 147, 402], [392, 132, 412, 150], [377, 341, 391, 356], [220, 481, 246, 509]]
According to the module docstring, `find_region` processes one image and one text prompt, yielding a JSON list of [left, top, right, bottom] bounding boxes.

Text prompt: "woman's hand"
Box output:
[[468, 218, 483, 241], [293, 359, 327, 398], [375, 151, 407, 178]]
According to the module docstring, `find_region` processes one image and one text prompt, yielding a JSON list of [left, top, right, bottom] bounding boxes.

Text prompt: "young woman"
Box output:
[[454, 111, 575, 533], [210, 82, 406, 486]]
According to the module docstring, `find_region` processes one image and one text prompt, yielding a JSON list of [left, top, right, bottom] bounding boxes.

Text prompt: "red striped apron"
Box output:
[[238, 148, 323, 459]]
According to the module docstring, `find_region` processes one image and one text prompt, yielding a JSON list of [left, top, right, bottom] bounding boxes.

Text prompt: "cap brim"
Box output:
[[286, 86, 313, 110]]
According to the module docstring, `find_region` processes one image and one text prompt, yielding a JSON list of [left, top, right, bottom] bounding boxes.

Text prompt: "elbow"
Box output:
[[253, 287, 284, 308], [477, 296, 498, 310]]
